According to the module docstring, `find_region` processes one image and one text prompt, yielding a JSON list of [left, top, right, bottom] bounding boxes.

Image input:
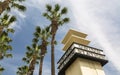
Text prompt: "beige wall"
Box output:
[[65, 58, 106, 75], [65, 58, 82, 75]]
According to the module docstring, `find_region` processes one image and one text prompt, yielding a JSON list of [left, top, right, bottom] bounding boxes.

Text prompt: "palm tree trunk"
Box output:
[[27, 56, 36, 75], [51, 20, 58, 75], [39, 39, 47, 75], [51, 33, 55, 75], [0, 53, 3, 59], [39, 55, 44, 75], [0, 26, 3, 60], [0, 26, 3, 59], [0, 26, 3, 36]]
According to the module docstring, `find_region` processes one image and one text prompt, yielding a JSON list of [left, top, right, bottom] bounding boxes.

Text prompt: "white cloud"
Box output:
[[13, 9, 26, 19], [68, 0, 120, 72]]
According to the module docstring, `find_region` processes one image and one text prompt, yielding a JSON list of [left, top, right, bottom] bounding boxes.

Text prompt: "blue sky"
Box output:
[[1, 0, 120, 75]]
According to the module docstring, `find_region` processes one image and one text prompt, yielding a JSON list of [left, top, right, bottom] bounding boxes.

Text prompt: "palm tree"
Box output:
[[0, 12, 16, 75], [0, 0, 26, 35], [0, 14, 16, 59], [24, 37, 40, 75], [43, 4, 70, 75], [16, 27, 40, 75], [18, 26, 50, 75], [0, 0, 26, 15], [0, 0, 26, 59], [0, 0, 26, 73], [0, 0, 26, 36], [34, 26, 51, 75]]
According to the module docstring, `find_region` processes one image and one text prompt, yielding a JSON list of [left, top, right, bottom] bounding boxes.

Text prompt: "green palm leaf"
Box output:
[[9, 16, 16, 23], [36, 26, 41, 33], [61, 7, 67, 14], [0, 66, 4, 72], [43, 13, 51, 20], [46, 4, 52, 12], [7, 28, 15, 33], [12, 3, 26, 11], [32, 38, 38, 44], [54, 4, 60, 12], [63, 17, 70, 23], [26, 46, 32, 51], [33, 32, 39, 38]]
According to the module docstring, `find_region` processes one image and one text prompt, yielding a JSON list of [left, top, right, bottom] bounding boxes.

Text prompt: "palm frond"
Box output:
[[22, 57, 27, 62], [1, 31, 8, 37], [63, 17, 69, 23], [12, 3, 26, 12], [3, 14, 9, 20], [46, 4, 52, 12], [33, 32, 39, 38], [26, 52, 32, 58], [32, 43, 36, 49], [54, 4, 60, 12], [43, 13, 51, 20], [5, 53, 12, 58], [17, 65, 28, 75], [54, 40, 57, 45], [9, 16, 16, 24], [32, 38, 38, 44], [6, 6, 10, 12], [4, 37, 12, 43], [61, 7, 67, 14], [0, 66, 4, 72], [58, 18, 69, 25], [57, 13, 61, 18], [45, 26, 50, 32], [36, 26, 41, 33], [58, 21, 63, 25], [7, 28, 15, 33], [26, 46, 32, 51]]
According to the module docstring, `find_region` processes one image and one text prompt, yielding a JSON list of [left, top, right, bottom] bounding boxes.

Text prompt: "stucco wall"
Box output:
[[65, 58, 106, 75]]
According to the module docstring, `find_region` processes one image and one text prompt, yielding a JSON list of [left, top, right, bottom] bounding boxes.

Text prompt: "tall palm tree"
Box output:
[[25, 37, 40, 75], [0, 12, 16, 75], [35, 26, 51, 75], [0, 0, 26, 60], [43, 4, 70, 75], [0, 0, 26, 73], [0, 14, 16, 59], [17, 27, 41, 75], [18, 26, 50, 75]]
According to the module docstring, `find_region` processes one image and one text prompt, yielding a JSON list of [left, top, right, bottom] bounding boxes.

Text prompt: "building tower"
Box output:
[[57, 29, 108, 75]]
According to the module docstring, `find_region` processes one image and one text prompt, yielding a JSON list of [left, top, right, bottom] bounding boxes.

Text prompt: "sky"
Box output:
[[1, 0, 120, 75]]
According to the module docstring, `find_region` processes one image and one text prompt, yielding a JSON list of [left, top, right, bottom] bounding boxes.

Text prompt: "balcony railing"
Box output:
[[57, 42, 108, 72]]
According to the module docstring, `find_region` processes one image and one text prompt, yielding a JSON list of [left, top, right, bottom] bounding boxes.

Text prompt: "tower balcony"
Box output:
[[57, 42, 108, 75]]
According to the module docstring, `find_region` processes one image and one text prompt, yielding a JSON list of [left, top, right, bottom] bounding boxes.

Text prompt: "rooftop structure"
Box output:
[[58, 29, 108, 75]]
